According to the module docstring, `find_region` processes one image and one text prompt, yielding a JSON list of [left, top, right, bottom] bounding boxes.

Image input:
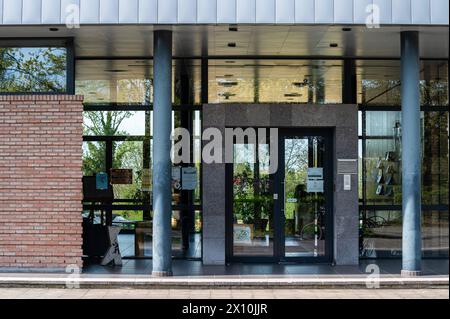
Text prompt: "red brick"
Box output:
[[0, 95, 84, 270]]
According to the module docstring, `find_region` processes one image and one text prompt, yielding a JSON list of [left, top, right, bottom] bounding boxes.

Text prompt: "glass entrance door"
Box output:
[[228, 129, 333, 263], [279, 131, 332, 261]]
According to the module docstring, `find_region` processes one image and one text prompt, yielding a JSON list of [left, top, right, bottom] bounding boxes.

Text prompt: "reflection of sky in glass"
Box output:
[[123, 112, 146, 135], [1, 47, 66, 92], [83, 110, 200, 136], [234, 144, 255, 164], [284, 138, 308, 172]]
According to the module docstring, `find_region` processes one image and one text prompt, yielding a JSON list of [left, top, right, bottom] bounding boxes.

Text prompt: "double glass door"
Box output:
[[228, 129, 333, 262]]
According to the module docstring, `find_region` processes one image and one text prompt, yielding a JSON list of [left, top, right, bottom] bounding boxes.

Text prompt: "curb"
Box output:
[[0, 276, 448, 289]]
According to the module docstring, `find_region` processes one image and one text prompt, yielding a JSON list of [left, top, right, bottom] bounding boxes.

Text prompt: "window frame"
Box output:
[[0, 37, 75, 95]]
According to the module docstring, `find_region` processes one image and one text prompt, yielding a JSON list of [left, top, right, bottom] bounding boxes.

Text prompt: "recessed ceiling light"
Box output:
[[292, 79, 310, 87], [330, 43, 338, 48], [49, 27, 59, 32], [105, 69, 128, 73], [227, 42, 237, 48], [284, 93, 302, 97], [219, 92, 236, 100], [218, 80, 238, 87]]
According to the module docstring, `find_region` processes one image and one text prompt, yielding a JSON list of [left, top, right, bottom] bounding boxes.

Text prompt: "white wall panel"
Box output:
[[158, 0, 177, 23], [178, 0, 197, 23], [276, 0, 295, 23], [334, 0, 353, 23], [80, 0, 99, 23], [23, 0, 41, 24], [315, 0, 333, 23], [237, 0, 255, 23], [100, 0, 118, 23], [42, 0, 61, 24], [411, 0, 430, 24], [295, 0, 315, 23], [138, 0, 157, 23], [118, 0, 138, 23], [430, 0, 448, 24], [3, 0, 22, 24], [256, 0, 275, 23], [0, 0, 447, 25], [218, 0, 236, 23], [373, 0, 392, 24], [392, 0, 411, 24], [197, 0, 217, 23], [353, 0, 372, 24]]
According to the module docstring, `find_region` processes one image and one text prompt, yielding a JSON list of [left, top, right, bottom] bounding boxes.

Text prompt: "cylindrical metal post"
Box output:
[[401, 31, 422, 277], [152, 30, 173, 277]]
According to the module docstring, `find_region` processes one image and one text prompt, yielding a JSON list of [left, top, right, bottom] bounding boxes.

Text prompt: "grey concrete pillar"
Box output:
[[400, 31, 422, 277], [152, 30, 173, 277]]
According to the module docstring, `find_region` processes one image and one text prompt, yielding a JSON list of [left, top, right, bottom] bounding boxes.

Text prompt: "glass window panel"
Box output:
[[360, 209, 449, 258], [209, 60, 342, 104], [82, 141, 106, 176], [357, 60, 448, 106], [420, 61, 448, 106], [0, 47, 67, 93], [422, 111, 449, 205], [233, 142, 275, 257], [76, 59, 201, 105], [83, 111, 147, 136], [112, 141, 144, 201], [363, 111, 449, 206]]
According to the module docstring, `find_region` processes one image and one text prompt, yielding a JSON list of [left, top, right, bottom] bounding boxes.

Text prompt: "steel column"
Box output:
[[152, 30, 173, 277], [400, 31, 422, 277]]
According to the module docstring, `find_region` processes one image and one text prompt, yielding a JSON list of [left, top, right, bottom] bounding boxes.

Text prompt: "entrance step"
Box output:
[[0, 275, 447, 289]]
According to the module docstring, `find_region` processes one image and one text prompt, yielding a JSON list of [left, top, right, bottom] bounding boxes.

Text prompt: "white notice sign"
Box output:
[[307, 168, 323, 180], [182, 167, 197, 190], [172, 167, 182, 190], [307, 179, 324, 193]]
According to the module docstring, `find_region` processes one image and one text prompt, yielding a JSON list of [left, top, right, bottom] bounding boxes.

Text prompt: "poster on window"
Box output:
[[233, 225, 253, 244], [110, 169, 133, 185], [307, 179, 324, 193], [172, 166, 182, 190], [181, 167, 197, 190]]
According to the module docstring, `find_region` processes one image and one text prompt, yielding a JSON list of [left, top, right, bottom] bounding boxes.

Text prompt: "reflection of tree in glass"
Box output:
[[0, 47, 66, 92], [82, 111, 144, 203], [284, 139, 308, 174]]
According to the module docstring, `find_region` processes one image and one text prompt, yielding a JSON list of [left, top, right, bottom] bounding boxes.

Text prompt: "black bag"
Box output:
[[376, 158, 384, 169], [376, 169, 384, 184], [385, 151, 396, 161], [385, 186, 394, 197], [385, 174, 394, 185], [385, 164, 395, 174], [376, 184, 384, 195]]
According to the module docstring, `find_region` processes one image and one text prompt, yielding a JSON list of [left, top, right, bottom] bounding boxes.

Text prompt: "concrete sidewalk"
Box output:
[[0, 288, 448, 299], [0, 273, 448, 289]]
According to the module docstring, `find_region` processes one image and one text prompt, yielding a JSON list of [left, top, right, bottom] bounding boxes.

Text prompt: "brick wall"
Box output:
[[0, 95, 84, 271]]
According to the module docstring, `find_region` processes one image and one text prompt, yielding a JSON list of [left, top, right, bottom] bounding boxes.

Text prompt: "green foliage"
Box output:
[[83, 111, 145, 203], [0, 47, 66, 92]]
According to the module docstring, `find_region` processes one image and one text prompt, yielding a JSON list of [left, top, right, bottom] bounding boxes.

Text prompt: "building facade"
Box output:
[[0, 0, 448, 276]]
